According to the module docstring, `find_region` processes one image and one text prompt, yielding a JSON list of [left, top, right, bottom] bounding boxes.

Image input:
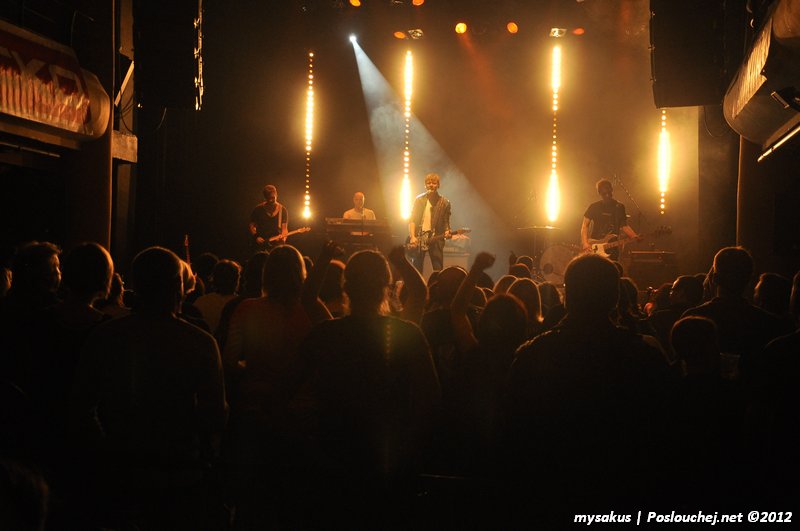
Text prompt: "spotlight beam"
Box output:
[[351, 41, 517, 277]]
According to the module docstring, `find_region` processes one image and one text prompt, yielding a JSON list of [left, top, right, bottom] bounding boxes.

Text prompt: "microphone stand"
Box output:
[[613, 173, 645, 233]]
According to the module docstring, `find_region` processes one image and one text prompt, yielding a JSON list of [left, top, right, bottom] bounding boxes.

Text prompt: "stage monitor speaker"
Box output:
[[650, 0, 726, 108]]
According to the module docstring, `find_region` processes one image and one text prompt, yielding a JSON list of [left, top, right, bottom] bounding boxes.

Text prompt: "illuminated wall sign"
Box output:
[[0, 19, 108, 140]]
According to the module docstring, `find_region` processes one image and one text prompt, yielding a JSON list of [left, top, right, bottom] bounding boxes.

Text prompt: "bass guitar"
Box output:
[[588, 226, 671, 258], [407, 228, 471, 252]]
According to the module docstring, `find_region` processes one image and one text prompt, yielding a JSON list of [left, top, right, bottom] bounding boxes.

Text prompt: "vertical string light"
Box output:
[[303, 51, 314, 219], [657, 109, 671, 215], [400, 50, 413, 220], [194, 0, 203, 110], [545, 44, 562, 223]]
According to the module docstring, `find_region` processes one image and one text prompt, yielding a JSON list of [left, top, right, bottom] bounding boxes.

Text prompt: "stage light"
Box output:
[[455, 22, 467, 34], [400, 50, 414, 220], [349, 34, 357, 43], [412, 0, 425, 5], [349, 0, 361, 7], [545, 43, 563, 223], [551, 45, 562, 92], [572, 27, 585, 36], [394, 31, 407, 39], [507, 22, 519, 34], [303, 51, 315, 219], [549, 28, 566, 38], [657, 109, 671, 215]]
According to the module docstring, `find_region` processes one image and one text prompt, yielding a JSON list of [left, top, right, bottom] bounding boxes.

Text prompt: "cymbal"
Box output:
[[516, 225, 561, 231]]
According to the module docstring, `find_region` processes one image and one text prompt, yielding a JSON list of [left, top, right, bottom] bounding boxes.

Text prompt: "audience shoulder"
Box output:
[[176, 312, 220, 347]]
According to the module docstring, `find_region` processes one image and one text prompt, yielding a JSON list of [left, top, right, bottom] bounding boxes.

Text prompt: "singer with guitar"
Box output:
[[249, 184, 288, 252], [580, 178, 640, 261], [408, 172, 452, 273]]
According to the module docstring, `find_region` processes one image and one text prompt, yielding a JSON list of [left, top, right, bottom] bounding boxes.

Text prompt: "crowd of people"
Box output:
[[1, 238, 798, 529]]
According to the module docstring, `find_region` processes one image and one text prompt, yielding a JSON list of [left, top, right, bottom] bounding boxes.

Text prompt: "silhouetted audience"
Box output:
[[538, 281, 566, 330], [194, 259, 242, 333], [746, 270, 800, 506], [0, 460, 49, 531], [3, 235, 797, 528], [0, 266, 11, 298], [318, 258, 346, 317], [282, 250, 440, 526], [508, 263, 531, 279], [504, 254, 675, 520], [215, 251, 269, 351], [648, 274, 704, 358], [670, 315, 744, 505], [492, 274, 515, 294], [753, 271, 794, 330], [683, 247, 789, 382], [420, 266, 467, 392], [614, 276, 649, 333], [19, 243, 113, 491], [507, 277, 545, 339], [447, 253, 527, 476], [1, 242, 61, 395], [643, 281, 672, 316], [186, 252, 219, 305], [177, 259, 211, 332], [71, 246, 228, 530], [93, 272, 131, 319], [220, 244, 329, 528]]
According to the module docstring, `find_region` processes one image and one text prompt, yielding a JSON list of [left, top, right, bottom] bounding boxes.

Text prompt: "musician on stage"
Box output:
[[249, 184, 288, 252], [408, 173, 451, 272], [343, 192, 376, 221], [580, 178, 639, 261]]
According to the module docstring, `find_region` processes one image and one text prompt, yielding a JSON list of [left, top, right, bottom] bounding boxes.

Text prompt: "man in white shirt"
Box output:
[[408, 173, 451, 272], [343, 192, 376, 220]]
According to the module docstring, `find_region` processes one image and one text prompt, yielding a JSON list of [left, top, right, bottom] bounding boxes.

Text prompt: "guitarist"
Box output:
[[580, 178, 639, 261], [249, 184, 288, 252], [408, 172, 452, 273]]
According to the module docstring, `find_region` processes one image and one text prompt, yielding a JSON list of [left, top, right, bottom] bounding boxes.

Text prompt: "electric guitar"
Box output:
[[588, 226, 672, 258], [407, 228, 471, 252], [268, 226, 311, 244]]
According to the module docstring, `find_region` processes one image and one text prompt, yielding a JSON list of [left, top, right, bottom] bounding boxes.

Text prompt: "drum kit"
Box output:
[[516, 225, 580, 286]]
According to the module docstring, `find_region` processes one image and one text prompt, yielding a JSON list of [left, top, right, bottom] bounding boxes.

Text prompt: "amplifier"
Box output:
[[630, 251, 676, 265], [628, 251, 678, 289]]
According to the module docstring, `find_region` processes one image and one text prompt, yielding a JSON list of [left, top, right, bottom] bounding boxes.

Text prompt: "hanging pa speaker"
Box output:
[[134, 0, 201, 110], [649, 0, 727, 108]]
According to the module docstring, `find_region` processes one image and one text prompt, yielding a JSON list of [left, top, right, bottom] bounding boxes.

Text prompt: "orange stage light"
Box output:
[[572, 27, 585, 35], [412, 0, 425, 6], [507, 22, 519, 34], [349, 0, 361, 7], [394, 31, 407, 39], [455, 22, 467, 34]]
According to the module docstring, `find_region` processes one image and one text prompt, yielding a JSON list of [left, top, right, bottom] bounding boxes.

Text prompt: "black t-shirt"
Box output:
[[584, 199, 627, 239], [249, 203, 287, 240]]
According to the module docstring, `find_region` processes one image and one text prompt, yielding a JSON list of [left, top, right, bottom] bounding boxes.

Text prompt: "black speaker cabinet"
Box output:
[[650, 0, 727, 108], [628, 251, 678, 290]]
